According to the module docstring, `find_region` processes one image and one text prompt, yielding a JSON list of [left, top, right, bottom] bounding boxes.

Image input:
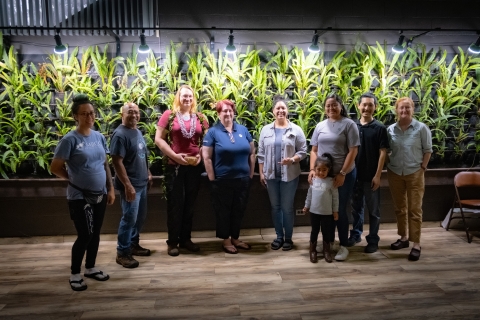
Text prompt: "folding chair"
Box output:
[[446, 171, 480, 243]]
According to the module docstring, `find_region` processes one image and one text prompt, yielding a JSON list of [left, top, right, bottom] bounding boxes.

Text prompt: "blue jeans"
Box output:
[[330, 168, 356, 247], [350, 180, 381, 245], [266, 176, 299, 240], [117, 185, 148, 255]]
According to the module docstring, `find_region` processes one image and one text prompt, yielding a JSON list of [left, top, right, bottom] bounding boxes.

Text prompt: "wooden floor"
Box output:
[[1, 222, 480, 319]]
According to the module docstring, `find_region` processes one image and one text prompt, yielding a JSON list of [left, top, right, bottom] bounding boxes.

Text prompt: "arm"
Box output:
[[154, 126, 188, 165], [303, 186, 312, 213], [308, 146, 318, 184], [111, 155, 136, 202], [332, 185, 339, 220], [333, 146, 358, 188], [257, 128, 266, 186], [202, 146, 215, 181], [249, 141, 255, 179], [421, 152, 432, 171], [147, 169, 153, 190], [371, 148, 387, 191], [104, 158, 115, 205], [258, 163, 266, 187], [50, 158, 69, 180]]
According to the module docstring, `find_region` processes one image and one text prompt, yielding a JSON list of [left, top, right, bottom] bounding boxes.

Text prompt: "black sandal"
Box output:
[[271, 239, 284, 250], [69, 279, 87, 291]]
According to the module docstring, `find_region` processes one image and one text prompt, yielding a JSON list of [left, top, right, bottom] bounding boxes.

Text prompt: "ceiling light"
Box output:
[[138, 32, 150, 54], [225, 30, 236, 54], [468, 36, 480, 54], [308, 30, 320, 53], [392, 35, 405, 53], [54, 30, 67, 54]]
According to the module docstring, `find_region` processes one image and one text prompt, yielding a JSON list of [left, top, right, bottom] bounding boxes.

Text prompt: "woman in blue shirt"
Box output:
[[202, 100, 255, 254], [257, 95, 307, 251], [51, 94, 115, 291]]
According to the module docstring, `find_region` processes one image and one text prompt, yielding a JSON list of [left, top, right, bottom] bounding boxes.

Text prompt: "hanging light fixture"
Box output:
[[138, 30, 150, 54], [468, 35, 480, 54], [392, 35, 405, 53], [54, 29, 67, 54], [225, 30, 236, 53], [308, 30, 320, 53]]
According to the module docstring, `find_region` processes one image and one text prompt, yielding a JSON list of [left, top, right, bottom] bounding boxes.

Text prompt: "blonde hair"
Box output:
[[394, 97, 415, 119], [172, 85, 197, 113]]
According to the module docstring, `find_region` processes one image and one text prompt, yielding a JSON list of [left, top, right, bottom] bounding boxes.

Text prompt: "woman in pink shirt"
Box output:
[[155, 85, 209, 256]]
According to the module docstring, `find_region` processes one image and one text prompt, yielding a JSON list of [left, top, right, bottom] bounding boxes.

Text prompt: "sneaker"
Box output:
[[116, 253, 139, 268], [131, 243, 151, 256], [179, 239, 200, 252], [346, 237, 361, 247], [282, 239, 294, 251], [364, 243, 378, 253], [168, 244, 179, 256], [334, 246, 349, 261]]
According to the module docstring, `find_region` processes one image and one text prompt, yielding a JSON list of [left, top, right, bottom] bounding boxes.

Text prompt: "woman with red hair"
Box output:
[[202, 100, 256, 254]]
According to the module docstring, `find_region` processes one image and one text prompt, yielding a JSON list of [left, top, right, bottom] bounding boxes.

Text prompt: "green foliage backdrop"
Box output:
[[0, 39, 479, 178]]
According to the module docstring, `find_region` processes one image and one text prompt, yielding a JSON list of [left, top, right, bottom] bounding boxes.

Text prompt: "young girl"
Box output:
[[303, 153, 339, 263]]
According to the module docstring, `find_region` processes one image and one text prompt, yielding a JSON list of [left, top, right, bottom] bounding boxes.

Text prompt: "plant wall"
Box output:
[[0, 39, 479, 179]]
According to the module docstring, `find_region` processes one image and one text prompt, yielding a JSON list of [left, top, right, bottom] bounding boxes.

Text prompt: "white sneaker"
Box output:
[[335, 246, 349, 261]]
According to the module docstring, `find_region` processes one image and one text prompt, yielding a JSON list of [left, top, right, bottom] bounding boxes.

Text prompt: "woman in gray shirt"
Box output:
[[258, 96, 307, 251]]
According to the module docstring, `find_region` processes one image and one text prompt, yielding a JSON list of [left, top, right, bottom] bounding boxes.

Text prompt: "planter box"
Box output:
[[0, 168, 479, 237]]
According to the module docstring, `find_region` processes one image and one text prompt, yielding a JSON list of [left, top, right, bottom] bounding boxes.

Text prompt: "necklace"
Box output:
[[176, 112, 197, 139]]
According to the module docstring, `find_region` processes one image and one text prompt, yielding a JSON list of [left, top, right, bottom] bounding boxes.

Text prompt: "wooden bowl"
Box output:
[[184, 156, 198, 166]]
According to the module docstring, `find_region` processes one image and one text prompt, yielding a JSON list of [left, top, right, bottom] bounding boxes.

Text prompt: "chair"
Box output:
[[446, 171, 480, 243]]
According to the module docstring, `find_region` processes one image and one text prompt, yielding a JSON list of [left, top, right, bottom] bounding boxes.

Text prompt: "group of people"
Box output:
[[50, 86, 432, 292]]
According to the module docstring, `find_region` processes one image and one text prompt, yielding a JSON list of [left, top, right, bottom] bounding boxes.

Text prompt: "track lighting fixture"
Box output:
[[468, 35, 480, 54], [392, 35, 406, 53], [225, 30, 236, 54], [308, 30, 320, 53], [138, 30, 150, 54], [54, 30, 67, 54]]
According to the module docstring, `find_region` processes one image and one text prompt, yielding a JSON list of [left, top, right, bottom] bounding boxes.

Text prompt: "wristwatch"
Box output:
[[339, 170, 347, 176]]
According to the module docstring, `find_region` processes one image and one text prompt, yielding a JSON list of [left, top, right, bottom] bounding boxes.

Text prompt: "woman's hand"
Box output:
[[279, 157, 294, 165], [107, 188, 115, 205], [260, 173, 267, 188], [173, 153, 189, 165], [333, 173, 346, 188], [194, 153, 201, 166], [308, 170, 315, 184], [333, 212, 339, 221], [303, 207, 309, 214]]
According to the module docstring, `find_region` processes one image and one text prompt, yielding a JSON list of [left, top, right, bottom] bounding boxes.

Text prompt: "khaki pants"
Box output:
[[387, 168, 425, 243]]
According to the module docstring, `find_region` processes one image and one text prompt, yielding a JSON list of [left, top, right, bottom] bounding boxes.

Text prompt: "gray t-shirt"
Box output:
[[305, 177, 339, 215], [110, 125, 149, 190], [310, 117, 360, 174], [53, 130, 109, 200]]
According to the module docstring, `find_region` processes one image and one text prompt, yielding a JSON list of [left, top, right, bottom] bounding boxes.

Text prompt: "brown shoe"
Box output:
[[116, 253, 139, 268], [179, 239, 200, 252], [131, 243, 151, 256], [167, 244, 179, 256], [391, 239, 409, 250], [309, 241, 318, 263], [323, 241, 333, 263]]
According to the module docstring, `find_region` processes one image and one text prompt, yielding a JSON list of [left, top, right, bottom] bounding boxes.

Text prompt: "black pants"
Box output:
[[68, 197, 107, 274], [210, 177, 251, 239], [310, 214, 334, 243], [164, 164, 202, 245]]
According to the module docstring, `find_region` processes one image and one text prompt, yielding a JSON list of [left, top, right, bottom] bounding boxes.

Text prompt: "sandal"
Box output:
[[271, 238, 284, 250], [69, 279, 87, 291], [222, 245, 238, 254], [233, 241, 251, 250], [84, 271, 110, 281]]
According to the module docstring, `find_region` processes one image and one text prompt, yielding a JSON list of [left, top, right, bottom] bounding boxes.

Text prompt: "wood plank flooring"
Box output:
[[1, 223, 480, 319]]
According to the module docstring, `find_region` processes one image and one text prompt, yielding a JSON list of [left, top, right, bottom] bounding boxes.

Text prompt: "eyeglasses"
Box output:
[[78, 112, 95, 117], [126, 110, 140, 115], [228, 131, 235, 143]]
